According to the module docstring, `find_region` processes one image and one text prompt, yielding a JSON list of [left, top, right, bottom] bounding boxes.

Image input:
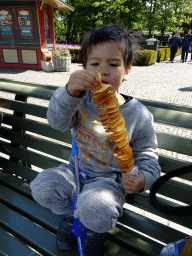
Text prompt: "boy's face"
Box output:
[[85, 40, 129, 93]]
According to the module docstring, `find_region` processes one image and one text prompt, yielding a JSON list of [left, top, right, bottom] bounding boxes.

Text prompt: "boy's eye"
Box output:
[[110, 63, 119, 67], [91, 63, 99, 66]]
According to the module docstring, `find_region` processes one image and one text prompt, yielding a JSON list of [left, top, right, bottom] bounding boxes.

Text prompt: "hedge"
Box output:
[[157, 46, 181, 62], [67, 47, 181, 66], [133, 50, 157, 66]]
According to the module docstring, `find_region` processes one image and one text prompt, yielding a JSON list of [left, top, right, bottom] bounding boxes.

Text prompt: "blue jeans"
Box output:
[[159, 237, 190, 255]]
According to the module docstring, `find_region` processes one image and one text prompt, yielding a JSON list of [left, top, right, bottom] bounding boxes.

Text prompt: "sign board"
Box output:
[[0, 8, 14, 38], [16, 8, 35, 39], [147, 41, 154, 45]]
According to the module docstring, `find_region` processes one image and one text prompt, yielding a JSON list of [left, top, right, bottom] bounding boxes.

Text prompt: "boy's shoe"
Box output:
[[84, 229, 107, 256], [56, 216, 107, 255], [56, 215, 77, 250]]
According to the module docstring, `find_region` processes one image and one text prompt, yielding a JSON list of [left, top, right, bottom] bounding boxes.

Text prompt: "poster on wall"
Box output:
[[44, 11, 50, 39], [16, 8, 35, 39], [0, 8, 14, 38]]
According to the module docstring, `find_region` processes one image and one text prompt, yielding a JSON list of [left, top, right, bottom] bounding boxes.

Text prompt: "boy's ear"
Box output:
[[123, 67, 131, 81], [125, 66, 131, 75]]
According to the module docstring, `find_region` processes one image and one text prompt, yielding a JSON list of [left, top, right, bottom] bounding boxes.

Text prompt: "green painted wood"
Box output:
[[138, 98, 192, 114], [107, 227, 163, 256], [2, 114, 72, 144], [158, 179, 192, 205], [0, 184, 59, 234], [0, 203, 78, 256], [0, 169, 32, 197], [126, 193, 192, 229], [147, 106, 192, 130], [119, 208, 187, 245], [158, 155, 190, 174], [0, 97, 48, 118], [0, 227, 39, 256], [0, 141, 63, 170], [0, 78, 59, 91], [0, 156, 37, 182], [156, 132, 192, 156], [0, 82, 54, 100], [1, 127, 71, 161]]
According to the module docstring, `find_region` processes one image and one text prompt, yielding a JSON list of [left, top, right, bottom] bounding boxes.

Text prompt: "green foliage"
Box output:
[[53, 0, 192, 45], [70, 48, 82, 63], [157, 48, 166, 62], [134, 50, 157, 66], [159, 46, 170, 60]]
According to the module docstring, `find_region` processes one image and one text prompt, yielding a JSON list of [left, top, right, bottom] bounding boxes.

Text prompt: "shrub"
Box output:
[[134, 50, 157, 66], [157, 48, 166, 62], [159, 46, 170, 61]]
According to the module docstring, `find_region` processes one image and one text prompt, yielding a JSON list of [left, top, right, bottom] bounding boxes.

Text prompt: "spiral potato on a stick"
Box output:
[[93, 73, 134, 172]]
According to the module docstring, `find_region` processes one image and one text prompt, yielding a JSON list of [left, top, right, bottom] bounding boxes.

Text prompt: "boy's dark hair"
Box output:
[[81, 24, 137, 69]]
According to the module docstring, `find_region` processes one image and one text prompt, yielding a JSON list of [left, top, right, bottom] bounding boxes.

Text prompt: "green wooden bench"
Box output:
[[0, 78, 192, 256]]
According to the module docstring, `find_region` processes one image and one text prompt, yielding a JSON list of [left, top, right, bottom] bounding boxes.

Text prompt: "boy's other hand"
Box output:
[[67, 70, 97, 97], [122, 170, 145, 194]]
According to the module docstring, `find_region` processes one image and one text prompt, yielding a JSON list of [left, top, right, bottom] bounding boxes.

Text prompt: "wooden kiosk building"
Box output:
[[0, 0, 74, 70]]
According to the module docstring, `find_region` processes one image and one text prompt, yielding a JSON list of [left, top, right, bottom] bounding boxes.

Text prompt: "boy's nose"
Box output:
[[99, 64, 109, 76]]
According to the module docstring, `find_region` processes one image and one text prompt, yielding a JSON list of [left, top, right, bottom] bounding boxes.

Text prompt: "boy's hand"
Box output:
[[122, 170, 145, 194], [67, 70, 97, 97]]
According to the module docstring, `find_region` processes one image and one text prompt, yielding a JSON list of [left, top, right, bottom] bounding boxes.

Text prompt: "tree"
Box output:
[[142, 0, 159, 36], [53, 0, 192, 44]]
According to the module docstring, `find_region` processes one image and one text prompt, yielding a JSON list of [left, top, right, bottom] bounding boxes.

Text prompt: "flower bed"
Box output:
[[53, 43, 81, 63]]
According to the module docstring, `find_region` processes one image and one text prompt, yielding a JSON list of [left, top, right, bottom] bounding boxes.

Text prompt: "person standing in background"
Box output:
[[181, 29, 192, 62], [168, 31, 181, 63]]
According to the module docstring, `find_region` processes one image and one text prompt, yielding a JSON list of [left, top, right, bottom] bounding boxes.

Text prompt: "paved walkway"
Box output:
[[0, 55, 192, 106]]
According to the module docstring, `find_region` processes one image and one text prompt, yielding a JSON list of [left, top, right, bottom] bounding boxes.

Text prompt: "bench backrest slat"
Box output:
[[0, 98, 48, 118], [1, 127, 71, 162], [2, 114, 72, 144], [147, 106, 192, 130], [159, 155, 192, 177], [156, 132, 192, 156]]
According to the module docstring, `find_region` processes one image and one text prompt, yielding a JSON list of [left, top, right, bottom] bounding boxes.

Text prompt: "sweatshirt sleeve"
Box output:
[[130, 104, 161, 192], [47, 85, 85, 132]]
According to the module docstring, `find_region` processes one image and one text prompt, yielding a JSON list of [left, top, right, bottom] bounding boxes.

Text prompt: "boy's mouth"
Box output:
[[101, 80, 109, 84]]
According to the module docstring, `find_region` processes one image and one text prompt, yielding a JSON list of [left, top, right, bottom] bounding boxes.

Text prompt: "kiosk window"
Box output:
[[0, 8, 15, 39], [16, 8, 35, 39], [44, 11, 50, 39]]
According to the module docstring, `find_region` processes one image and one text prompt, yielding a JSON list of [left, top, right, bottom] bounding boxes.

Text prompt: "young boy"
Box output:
[[30, 24, 161, 256]]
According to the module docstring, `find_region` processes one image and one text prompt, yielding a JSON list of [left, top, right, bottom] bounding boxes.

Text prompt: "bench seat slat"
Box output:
[[0, 184, 60, 233], [158, 179, 192, 205], [3, 114, 72, 144], [126, 193, 192, 229], [108, 228, 163, 256], [119, 209, 187, 245], [0, 156, 37, 181], [0, 227, 40, 256], [0, 203, 76, 256], [0, 169, 32, 197]]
